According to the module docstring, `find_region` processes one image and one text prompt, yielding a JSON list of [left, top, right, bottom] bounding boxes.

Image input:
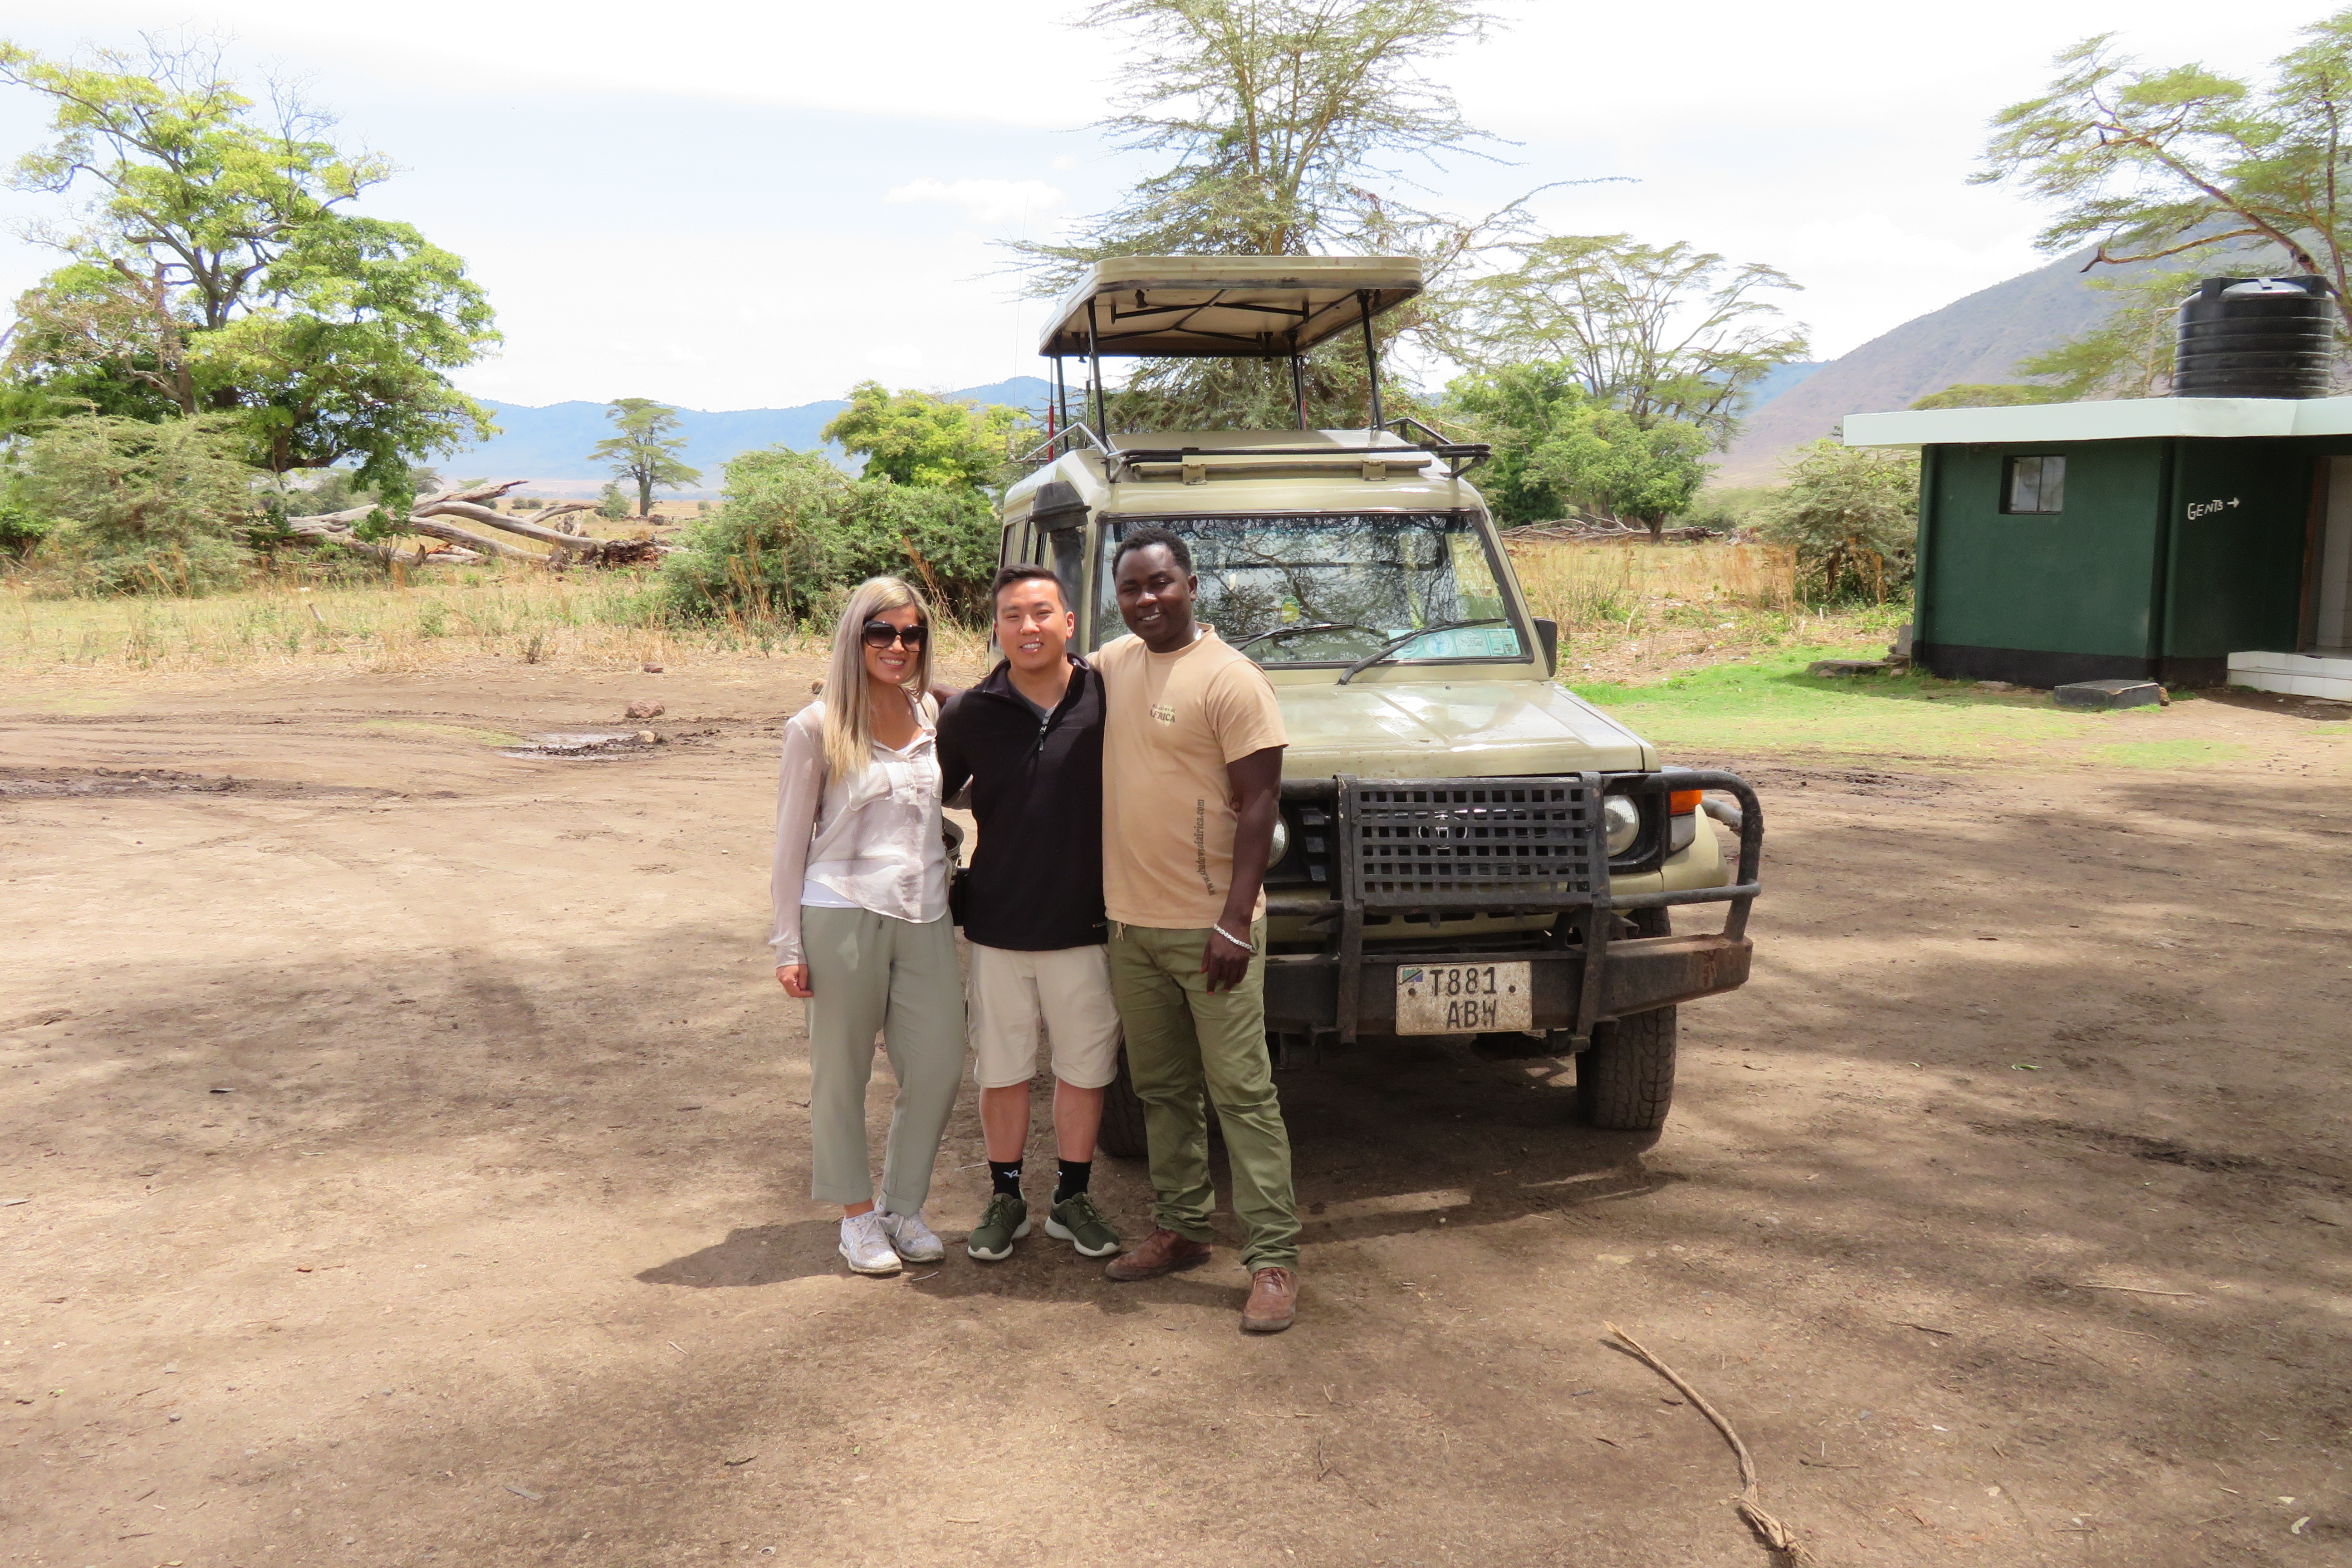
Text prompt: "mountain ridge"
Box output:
[[1715, 249, 2196, 484], [440, 376, 1053, 494]]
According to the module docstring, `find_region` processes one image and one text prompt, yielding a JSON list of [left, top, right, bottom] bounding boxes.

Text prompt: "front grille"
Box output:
[[1343, 776, 1607, 910]]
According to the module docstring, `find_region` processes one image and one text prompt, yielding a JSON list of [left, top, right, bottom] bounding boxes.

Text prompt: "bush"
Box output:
[[0, 494, 52, 561], [1757, 440, 1919, 600], [659, 446, 998, 628], [19, 414, 258, 594]]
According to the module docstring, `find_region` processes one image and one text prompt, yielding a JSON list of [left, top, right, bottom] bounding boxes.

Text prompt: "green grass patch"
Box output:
[[2087, 739, 2256, 769], [1568, 647, 2174, 764]]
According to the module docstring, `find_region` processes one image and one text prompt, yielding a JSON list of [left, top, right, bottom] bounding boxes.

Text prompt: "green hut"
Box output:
[[1842, 397, 2352, 700]]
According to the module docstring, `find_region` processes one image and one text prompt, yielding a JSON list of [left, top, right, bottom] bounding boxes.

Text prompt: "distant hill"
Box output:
[[1714, 250, 2192, 485], [441, 377, 1053, 495]]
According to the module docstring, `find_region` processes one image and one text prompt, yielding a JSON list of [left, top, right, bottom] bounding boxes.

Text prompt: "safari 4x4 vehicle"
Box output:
[[998, 256, 1761, 1154]]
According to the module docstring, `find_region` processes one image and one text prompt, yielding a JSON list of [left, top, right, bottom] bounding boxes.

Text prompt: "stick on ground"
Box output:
[[1605, 1320, 1804, 1563]]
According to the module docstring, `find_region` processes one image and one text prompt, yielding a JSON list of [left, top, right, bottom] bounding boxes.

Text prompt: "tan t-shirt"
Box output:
[[1097, 627, 1288, 929]]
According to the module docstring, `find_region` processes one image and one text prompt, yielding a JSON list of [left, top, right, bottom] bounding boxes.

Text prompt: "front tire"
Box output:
[[1578, 1005, 1677, 1131], [1098, 1044, 1150, 1160]]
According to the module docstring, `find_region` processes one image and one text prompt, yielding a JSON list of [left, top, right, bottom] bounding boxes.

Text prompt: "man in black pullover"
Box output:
[[936, 565, 1122, 1263]]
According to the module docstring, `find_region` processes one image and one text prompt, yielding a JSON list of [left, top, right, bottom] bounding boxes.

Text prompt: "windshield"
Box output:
[[1094, 512, 1527, 666]]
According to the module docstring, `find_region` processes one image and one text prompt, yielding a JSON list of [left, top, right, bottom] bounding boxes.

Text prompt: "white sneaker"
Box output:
[[882, 1208, 946, 1263], [838, 1212, 901, 1275]]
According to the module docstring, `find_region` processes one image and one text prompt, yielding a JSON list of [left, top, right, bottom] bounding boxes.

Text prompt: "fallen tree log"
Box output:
[[279, 481, 665, 568], [280, 500, 543, 564]]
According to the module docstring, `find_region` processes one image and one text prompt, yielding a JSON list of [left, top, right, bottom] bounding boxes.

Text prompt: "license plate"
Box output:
[[1394, 961, 1532, 1035]]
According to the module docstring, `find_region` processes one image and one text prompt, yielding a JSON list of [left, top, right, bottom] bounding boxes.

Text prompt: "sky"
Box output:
[[0, 0, 2324, 412]]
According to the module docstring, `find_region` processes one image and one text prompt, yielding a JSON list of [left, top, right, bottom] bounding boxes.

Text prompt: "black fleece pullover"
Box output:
[[936, 656, 1106, 952]]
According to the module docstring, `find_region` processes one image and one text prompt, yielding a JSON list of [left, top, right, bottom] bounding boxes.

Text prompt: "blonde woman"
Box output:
[[772, 577, 964, 1275]]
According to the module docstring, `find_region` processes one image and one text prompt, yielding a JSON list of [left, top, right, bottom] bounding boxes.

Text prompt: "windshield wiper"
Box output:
[[1230, 621, 1373, 652], [1334, 618, 1508, 685]]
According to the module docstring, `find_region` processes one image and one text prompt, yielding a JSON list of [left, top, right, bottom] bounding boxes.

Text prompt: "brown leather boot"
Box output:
[[1102, 1226, 1212, 1281], [1241, 1266, 1298, 1333]]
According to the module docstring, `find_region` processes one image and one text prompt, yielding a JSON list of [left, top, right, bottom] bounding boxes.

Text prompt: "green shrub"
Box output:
[[19, 414, 258, 594], [659, 446, 997, 627], [0, 495, 52, 560], [1757, 440, 1919, 601]]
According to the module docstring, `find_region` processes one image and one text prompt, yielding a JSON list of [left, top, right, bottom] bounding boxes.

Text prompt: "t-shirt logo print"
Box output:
[[1150, 702, 1177, 725]]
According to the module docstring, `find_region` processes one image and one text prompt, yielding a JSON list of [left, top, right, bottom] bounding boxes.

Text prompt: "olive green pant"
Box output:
[[800, 906, 965, 1214], [1107, 920, 1299, 1272]]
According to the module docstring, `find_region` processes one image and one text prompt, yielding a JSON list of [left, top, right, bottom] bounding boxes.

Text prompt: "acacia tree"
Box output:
[[0, 39, 499, 498], [820, 382, 1034, 491], [1977, 10, 2352, 338], [1526, 402, 1710, 539], [1007, 0, 1540, 427], [1449, 235, 1808, 440], [591, 398, 701, 516]]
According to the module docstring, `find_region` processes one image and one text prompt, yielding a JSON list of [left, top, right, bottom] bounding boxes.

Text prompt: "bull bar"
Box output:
[[1260, 769, 1763, 1045]]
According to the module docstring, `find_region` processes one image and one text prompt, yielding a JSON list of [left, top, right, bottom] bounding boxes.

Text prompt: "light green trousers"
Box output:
[[801, 906, 965, 1213], [1107, 920, 1300, 1272]]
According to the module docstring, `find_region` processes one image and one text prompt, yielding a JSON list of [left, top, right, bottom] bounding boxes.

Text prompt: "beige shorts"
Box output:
[[966, 942, 1122, 1090]]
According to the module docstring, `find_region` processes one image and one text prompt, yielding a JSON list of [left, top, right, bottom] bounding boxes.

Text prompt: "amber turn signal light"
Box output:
[[1668, 789, 1704, 815]]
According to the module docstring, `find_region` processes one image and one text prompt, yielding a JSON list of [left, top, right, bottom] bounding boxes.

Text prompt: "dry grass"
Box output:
[[1504, 536, 1911, 684], [0, 570, 993, 678], [7, 538, 1901, 689]]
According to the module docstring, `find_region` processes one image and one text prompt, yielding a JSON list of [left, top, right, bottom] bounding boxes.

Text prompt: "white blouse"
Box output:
[[768, 695, 949, 965]]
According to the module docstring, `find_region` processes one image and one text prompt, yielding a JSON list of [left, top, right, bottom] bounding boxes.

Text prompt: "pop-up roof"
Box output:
[[1038, 255, 1423, 359]]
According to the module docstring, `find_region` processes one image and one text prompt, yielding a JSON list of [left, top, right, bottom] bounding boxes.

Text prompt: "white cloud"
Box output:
[[864, 344, 927, 372], [885, 177, 1065, 226]]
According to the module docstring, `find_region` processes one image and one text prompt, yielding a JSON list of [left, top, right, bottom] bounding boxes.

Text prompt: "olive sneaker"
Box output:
[[1044, 1192, 1122, 1259], [965, 1191, 1030, 1262]]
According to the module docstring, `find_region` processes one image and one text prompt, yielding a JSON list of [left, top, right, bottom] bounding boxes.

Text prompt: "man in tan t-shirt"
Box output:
[[1094, 526, 1300, 1333]]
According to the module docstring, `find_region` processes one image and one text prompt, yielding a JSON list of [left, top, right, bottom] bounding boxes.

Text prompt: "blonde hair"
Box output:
[[821, 575, 936, 781]]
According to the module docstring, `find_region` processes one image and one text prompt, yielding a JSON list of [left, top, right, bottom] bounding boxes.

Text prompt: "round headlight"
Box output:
[[1268, 814, 1291, 867], [1603, 795, 1642, 857]]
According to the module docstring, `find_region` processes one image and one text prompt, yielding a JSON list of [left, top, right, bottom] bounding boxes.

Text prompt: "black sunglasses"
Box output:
[[861, 619, 928, 650]]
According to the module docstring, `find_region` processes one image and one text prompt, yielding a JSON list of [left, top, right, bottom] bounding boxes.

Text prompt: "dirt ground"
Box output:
[[4, 655, 2349, 1568]]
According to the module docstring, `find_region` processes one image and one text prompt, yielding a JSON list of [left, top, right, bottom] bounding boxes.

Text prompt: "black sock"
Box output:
[[988, 1159, 1024, 1197], [1054, 1159, 1092, 1203]]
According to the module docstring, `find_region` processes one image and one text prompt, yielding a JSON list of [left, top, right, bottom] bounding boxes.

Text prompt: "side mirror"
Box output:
[[1532, 617, 1559, 677]]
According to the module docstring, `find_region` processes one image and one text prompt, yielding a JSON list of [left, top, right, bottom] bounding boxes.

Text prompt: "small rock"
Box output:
[[625, 701, 665, 720], [167, 1412, 181, 1422], [1975, 679, 2019, 692], [1808, 658, 1886, 678], [635, 730, 658, 745], [642, 663, 663, 673]]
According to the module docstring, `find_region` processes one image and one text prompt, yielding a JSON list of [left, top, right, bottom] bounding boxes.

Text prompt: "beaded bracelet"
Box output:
[[1210, 921, 1255, 953]]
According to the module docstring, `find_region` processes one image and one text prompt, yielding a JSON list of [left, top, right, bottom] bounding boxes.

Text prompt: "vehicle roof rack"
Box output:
[[1038, 256, 1422, 359]]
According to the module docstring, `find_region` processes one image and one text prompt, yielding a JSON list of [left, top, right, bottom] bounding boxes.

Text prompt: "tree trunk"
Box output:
[[1645, 513, 1665, 543], [283, 480, 670, 568]]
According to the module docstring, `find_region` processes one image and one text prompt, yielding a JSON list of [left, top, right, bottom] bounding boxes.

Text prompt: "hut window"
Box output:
[[2002, 456, 2066, 515]]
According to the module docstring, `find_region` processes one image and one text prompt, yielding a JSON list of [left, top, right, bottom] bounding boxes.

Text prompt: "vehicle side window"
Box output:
[[1091, 519, 1126, 650], [1050, 527, 1083, 611]]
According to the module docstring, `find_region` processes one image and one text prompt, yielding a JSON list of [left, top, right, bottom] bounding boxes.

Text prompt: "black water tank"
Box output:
[[2173, 275, 2335, 398]]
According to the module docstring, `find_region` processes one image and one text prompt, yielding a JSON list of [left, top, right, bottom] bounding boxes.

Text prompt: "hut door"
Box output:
[[2318, 458, 2352, 653]]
